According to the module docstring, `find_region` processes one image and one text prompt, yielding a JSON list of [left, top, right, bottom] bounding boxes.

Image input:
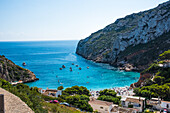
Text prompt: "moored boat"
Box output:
[[22, 62, 26, 66], [62, 65, 66, 68]]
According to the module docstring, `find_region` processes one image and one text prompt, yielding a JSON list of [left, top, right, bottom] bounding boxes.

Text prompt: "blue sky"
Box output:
[[0, 0, 168, 41]]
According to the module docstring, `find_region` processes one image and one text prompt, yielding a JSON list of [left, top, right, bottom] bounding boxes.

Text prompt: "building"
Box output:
[[121, 96, 145, 112], [147, 98, 170, 112], [146, 98, 160, 110], [38, 88, 62, 98], [111, 106, 138, 113], [160, 101, 170, 111], [89, 98, 114, 113], [158, 60, 170, 68], [90, 91, 100, 99]]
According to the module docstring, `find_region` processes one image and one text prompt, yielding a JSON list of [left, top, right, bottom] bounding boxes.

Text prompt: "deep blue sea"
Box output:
[[0, 41, 140, 90]]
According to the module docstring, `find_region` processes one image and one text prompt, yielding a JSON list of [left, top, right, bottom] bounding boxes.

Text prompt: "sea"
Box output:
[[0, 40, 140, 90]]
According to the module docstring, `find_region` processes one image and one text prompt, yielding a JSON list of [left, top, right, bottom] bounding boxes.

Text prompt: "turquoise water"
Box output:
[[0, 41, 140, 90]]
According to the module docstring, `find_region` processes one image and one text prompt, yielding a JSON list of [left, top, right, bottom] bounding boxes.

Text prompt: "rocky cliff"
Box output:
[[76, 1, 170, 71], [0, 55, 38, 82]]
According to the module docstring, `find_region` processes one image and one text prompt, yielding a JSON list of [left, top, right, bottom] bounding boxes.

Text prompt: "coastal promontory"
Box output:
[[0, 55, 38, 83], [76, 1, 170, 71]]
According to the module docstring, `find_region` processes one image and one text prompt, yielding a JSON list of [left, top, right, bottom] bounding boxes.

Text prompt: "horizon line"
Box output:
[[0, 39, 80, 42]]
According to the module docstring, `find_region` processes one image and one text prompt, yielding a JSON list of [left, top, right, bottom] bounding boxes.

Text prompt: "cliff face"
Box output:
[[0, 55, 38, 82], [76, 1, 170, 70]]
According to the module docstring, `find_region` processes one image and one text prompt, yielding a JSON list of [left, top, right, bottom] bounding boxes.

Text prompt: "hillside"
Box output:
[[0, 55, 38, 82], [76, 1, 170, 71], [0, 78, 81, 113], [133, 50, 170, 100]]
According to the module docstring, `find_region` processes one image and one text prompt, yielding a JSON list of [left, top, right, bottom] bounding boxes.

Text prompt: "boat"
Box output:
[[62, 65, 66, 68], [22, 62, 26, 66], [79, 67, 81, 70]]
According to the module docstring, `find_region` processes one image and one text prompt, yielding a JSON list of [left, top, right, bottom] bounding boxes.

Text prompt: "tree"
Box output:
[[64, 85, 90, 96], [66, 95, 93, 112], [57, 86, 64, 90], [97, 89, 121, 104], [153, 76, 165, 85], [159, 50, 170, 60]]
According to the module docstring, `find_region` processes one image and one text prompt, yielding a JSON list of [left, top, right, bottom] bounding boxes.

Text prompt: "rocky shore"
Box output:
[[0, 55, 39, 83]]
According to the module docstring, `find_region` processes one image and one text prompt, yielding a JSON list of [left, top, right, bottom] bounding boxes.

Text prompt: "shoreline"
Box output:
[[11, 78, 39, 85], [90, 86, 135, 99]]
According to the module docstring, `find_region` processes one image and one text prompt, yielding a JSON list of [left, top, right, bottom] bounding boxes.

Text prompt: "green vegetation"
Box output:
[[159, 49, 170, 60], [63, 85, 90, 96], [42, 103, 80, 113], [134, 83, 170, 100], [118, 31, 170, 69], [57, 86, 93, 112], [0, 78, 80, 113], [57, 86, 64, 90], [0, 78, 47, 112], [134, 50, 170, 100], [97, 89, 121, 104]]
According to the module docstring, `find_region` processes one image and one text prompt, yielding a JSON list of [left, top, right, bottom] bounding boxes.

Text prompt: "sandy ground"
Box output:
[[0, 88, 34, 113]]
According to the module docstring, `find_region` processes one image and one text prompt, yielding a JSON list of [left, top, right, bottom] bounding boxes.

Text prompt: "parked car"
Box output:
[[163, 109, 168, 113], [59, 102, 70, 106], [50, 100, 59, 103]]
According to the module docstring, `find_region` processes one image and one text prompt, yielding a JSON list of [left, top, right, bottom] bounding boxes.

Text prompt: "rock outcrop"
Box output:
[[0, 55, 39, 82], [76, 1, 170, 71], [0, 87, 34, 113]]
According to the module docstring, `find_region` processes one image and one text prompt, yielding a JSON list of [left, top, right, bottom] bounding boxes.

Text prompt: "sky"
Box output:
[[0, 0, 169, 41]]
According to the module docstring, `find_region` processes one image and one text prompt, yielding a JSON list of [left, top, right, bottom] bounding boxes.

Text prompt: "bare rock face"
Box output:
[[76, 1, 170, 70], [0, 55, 38, 82], [0, 87, 34, 113]]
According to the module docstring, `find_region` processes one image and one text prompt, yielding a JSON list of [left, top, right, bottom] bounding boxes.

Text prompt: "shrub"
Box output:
[[97, 89, 121, 104], [153, 76, 165, 85], [128, 104, 133, 108], [57, 86, 64, 90], [159, 50, 170, 60]]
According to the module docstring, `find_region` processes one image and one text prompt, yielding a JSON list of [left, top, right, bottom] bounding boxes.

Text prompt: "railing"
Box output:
[[0, 94, 4, 113]]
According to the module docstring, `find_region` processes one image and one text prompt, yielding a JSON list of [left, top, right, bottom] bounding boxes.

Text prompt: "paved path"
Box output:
[[0, 88, 34, 113]]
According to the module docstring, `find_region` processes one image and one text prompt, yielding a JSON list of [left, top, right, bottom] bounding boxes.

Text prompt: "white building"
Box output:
[[121, 96, 145, 112], [160, 101, 170, 111], [147, 98, 170, 112], [89, 98, 114, 113], [38, 88, 62, 97]]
